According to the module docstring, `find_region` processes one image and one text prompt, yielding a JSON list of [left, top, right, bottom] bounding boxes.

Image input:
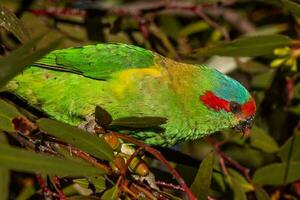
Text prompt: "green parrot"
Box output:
[[6, 43, 256, 146]]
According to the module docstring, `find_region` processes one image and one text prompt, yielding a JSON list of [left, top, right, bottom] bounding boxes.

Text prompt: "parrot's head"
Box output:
[[196, 66, 256, 136]]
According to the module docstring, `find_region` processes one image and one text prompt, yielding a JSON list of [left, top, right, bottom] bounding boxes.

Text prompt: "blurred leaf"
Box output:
[[250, 126, 279, 153], [0, 33, 63, 89], [68, 196, 99, 200], [278, 132, 300, 161], [111, 116, 167, 128], [282, 0, 300, 18], [225, 146, 265, 168], [229, 176, 247, 200], [179, 21, 210, 37], [194, 34, 293, 57], [15, 179, 35, 200], [293, 83, 300, 99], [101, 185, 118, 200], [0, 99, 22, 132], [0, 133, 9, 200], [0, 144, 105, 176], [95, 106, 112, 130], [159, 15, 181, 39], [191, 152, 214, 200], [74, 176, 106, 193], [253, 162, 300, 185], [254, 186, 271, 200], [228, 168, 253, 192], [251, 70, 276, 89], [37, 118, 114, 161], [0, 6, 29, 43], [290, 104, 300, 114]]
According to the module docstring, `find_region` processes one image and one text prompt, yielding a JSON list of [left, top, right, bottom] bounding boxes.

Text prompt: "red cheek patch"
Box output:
[[200, 91, 230, 112], [241, 97, 256, 117]]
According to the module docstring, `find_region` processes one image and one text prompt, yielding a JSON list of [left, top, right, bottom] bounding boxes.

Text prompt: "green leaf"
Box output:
[[193, 34, 293, 57], [250, 126, 279, 153], [0, 99, 22, 132], [0, 6, 29, 43], [0, 133, 9, 200], [95, 106, 112, 129], [278, 132, 300, 161], [226, 175, 247, 200], [15, 181, 35, 200], [228, 169, 253, 192], [101, 185, 118, 200], [190, 152, 214, 200], [282, 0, 300, 18], [111, 116, 167, 128], [74, 176, 106, 193], [253, 162, 300, 185], [0, 33, 63, 89], [0, 144, 105, 176], [37, 118, 114, 161], [179, 21, 210, 37], [254, 186, 271, 200]]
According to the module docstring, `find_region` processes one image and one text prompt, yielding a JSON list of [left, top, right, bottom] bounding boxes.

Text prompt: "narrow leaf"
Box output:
[[101, 185, 118, 200], [231, 177, 247, 200], [0, 6, 29, 43], [0, 34, 63, 88], [250, 126, 279, 153], [282, 0, 300, 18], [0, 133, 9, 200], [193, 34, 293, 57], [190, 152, 214, 200], [255, 186, 271, 200], [0, 144, 105, 176], [278, 132, 300, 162], [37, 118, 114, 161], [253, 162, 300, 185], [111, 116, 167, 128], [95, 106, 112, 129], [0, 99, 22, 132]]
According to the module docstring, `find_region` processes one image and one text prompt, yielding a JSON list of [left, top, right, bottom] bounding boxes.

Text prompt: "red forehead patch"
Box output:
[[241, 97, 256, 117], [200, 91, 230, 112]]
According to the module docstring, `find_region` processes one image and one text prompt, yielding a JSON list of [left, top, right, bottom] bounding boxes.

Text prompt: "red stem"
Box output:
[[111, 132, 197, 200]]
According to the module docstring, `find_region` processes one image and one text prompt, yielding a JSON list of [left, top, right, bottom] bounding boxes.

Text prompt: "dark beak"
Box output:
[[234, 116, 254, 138]]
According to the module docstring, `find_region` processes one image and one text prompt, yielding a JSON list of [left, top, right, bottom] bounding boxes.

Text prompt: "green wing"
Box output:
[[34, 43, 155, 80]]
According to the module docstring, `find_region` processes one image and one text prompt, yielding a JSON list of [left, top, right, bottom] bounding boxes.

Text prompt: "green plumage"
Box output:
[[7, 43, 254, 146]]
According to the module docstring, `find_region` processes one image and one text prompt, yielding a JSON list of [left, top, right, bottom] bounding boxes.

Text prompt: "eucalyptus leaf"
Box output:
[[111, 116, 167, 128], [228, 176, 247, 200], [254, 186, 271, 200], [250, 126, 279, 153], [37, 118, 114, 161], [0, 144, 105, 176], [193, 34, 293, 57], [74, 176, 106, 193], [95, 105, 112, 129], [101, 185, 118, 200], [0, 33, 63, 88], [190, 152, 214, 200], [278, 132, 300, 162], [0, 99, 22, 132], [0, 133, 9, 200], [282, 0, 300, 18], [253, 162, 300, 185], [0, 6, 29, 43]]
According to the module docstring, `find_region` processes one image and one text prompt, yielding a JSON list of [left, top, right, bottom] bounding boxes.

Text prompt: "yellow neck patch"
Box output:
[[110, 67, 163, 98]]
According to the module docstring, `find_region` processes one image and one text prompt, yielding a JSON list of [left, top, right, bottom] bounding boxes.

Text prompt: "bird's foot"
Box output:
[[78, 115, 98, 133]]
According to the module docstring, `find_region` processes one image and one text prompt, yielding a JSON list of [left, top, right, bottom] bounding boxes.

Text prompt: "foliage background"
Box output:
[[1, 0, 300, 200]]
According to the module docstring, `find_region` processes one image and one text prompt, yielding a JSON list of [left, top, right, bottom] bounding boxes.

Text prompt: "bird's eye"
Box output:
[[229, 101, 241, 114]]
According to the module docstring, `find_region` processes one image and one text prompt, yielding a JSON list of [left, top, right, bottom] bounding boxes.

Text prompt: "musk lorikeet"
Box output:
[[7, 43, 256, 146]]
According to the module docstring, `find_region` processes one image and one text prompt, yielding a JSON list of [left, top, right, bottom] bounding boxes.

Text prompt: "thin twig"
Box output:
[[111, 132, 197, 200], [59, 144, 112, 174]]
